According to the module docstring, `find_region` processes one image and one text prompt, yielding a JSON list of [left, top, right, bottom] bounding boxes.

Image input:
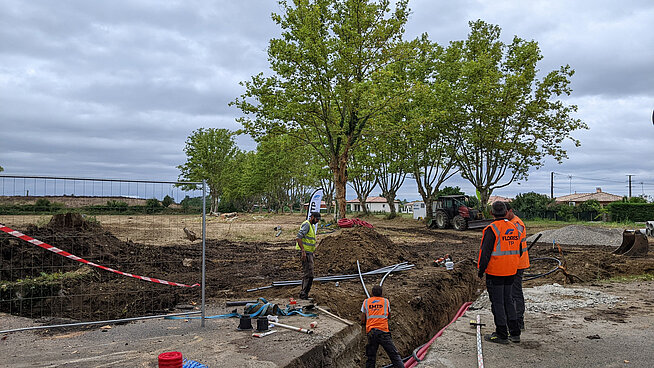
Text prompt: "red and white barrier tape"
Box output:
[[0, 223, 199, 288]]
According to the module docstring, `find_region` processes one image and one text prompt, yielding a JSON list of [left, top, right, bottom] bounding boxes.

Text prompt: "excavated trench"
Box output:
[[1, 216, 484, 366], [282, 259, 481, 367]]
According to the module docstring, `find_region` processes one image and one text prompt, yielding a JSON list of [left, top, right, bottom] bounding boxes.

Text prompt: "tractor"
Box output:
[[428, 195, 493, 231]]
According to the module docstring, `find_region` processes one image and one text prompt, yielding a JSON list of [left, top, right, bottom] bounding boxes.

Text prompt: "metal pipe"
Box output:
[[225, 300, 258, 307], [0, 311, 202, 334], [201, 179, 207, 328], [476, 314, 484, 368], [380, 263, 402, 287], [271, 264, 415, 285], [357, 260, 370, 298]]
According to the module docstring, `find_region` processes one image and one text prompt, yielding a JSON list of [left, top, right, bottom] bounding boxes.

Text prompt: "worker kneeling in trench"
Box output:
[[360, 285, 404, 367]]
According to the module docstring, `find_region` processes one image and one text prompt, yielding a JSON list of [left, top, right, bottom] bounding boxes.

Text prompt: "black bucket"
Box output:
[[237, 314, 252, 330], [256, 317, 269, 332]]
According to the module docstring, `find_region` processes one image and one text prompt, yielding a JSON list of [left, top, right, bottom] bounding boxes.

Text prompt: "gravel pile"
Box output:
[[470, 283, 621, 313], [526, 225, 623, 247]]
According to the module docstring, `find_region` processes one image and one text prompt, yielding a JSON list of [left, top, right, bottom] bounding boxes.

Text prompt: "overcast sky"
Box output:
[[1, 0, 653, 201]]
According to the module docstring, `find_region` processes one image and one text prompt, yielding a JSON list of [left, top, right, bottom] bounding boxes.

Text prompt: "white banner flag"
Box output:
[[307, 188, 324, 232]]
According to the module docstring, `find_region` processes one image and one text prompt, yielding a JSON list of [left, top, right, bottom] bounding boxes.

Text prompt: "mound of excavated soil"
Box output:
[[315, 227, 411, 274], [1, 213, 196, 321], [2, 213, 139, 280]]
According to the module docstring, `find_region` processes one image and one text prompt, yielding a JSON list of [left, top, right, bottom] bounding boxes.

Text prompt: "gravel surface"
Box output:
[[526, 225, 623, 246], [471, 283, 621, 313]]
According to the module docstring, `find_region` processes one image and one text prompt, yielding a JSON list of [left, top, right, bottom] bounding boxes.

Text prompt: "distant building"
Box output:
[[487, 195, 512, 204], [555, 187, 622, 206], [409, 201, 426, 219], [347, 196, 401, 213], [302, 200, 334, 213]]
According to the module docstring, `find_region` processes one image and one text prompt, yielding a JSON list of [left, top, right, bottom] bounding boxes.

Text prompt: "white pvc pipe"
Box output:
[[270, 322, 313, 334]]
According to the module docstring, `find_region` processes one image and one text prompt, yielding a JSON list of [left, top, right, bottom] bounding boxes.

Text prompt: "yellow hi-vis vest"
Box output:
[[295, 220, 316, 253]]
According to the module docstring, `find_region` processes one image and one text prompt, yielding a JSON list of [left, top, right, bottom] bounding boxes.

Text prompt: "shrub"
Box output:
[[162, 195, 174, 208], [512, 192, 553, 220]]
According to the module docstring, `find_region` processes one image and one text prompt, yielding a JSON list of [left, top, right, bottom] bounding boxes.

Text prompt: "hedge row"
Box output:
[[607, 202, 654, 222]]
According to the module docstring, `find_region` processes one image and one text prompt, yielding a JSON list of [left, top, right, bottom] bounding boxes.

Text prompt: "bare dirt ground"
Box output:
[[1, 212, 654, 367], [421, 280, 654, 368]]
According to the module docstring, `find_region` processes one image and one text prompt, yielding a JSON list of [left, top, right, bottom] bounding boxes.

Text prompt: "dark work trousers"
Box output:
[[300, 252, 314, 298], [486, 274, 520, 339], [365, 328, 404, 368], [511, 269, 525, 329]]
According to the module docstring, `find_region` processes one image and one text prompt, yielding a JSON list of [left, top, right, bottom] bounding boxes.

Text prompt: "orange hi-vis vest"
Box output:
[[364, 297, 390, 333], [511, 216, 530, 269], [478, 219, 521, 276]]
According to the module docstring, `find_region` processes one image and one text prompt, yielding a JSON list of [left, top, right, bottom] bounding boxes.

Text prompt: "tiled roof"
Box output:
[[487, 195, 513, 204], [555, 192, 622, 203]]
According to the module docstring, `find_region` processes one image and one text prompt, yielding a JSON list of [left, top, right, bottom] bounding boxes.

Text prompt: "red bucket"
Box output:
[[158, 351, 183, 368]]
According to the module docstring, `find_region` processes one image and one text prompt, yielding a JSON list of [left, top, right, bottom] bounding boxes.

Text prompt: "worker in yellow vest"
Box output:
[[506, 202, 528, 331], [478, 201, 522, 344], [296, 212, 320, 300], [360, 285, 404, 368]]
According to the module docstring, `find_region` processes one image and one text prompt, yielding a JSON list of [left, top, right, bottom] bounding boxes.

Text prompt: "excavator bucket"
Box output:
[[613, 230, 649, 257]]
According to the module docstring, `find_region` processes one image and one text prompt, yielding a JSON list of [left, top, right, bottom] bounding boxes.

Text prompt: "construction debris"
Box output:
[[183, 227, 198, 242], [246, 262, 415, 292]]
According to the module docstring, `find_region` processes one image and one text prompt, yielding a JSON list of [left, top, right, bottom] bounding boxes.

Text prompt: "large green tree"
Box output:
[[393, 36, 461, 220], [448, 20, 588, 206], [347, 137, 378, 215], [233, 0, 409, 218], [177, 128, 239, 213], [252, 134, 314, 213]]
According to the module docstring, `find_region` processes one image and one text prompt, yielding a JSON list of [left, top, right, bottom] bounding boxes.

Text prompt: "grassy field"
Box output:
[[3, 212, 643, 246]]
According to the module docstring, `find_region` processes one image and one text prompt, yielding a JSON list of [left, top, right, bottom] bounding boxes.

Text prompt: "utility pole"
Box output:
[[550, 172, 554, 199], [627, 175, 633, 198]]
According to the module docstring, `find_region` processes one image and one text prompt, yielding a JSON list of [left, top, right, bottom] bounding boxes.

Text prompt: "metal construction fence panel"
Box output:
[[0, 175, 206, 332]]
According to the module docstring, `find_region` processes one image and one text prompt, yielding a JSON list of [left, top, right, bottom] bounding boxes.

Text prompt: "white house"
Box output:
[[347, 196, 401, 213]]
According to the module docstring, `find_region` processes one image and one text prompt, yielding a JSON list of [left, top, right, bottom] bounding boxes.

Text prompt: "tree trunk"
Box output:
[[480, 188, 492, 211], [358, 197, 369, 215], [425, 198, 434, 220], [331, 153, 348, 220], [384, 192, 397, 219]]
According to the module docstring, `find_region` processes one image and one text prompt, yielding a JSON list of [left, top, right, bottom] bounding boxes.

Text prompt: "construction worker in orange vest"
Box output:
[[506, 201, 528, 331], [478, 201, 522, 344], [360, 285, 404, 368]]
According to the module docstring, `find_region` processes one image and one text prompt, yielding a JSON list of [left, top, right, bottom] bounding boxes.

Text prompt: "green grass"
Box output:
[[601, 273, 654, 283], [0, 267, 93, 289]]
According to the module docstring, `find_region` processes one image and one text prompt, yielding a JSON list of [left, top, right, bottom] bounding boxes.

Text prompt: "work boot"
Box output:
[[484, 333, 509, 345], [299, 294, 310, 300], [508, 335, 520, 343]]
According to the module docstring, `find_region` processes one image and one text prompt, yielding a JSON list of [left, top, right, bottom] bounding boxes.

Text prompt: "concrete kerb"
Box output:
[[0, 302, 361, 367]]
